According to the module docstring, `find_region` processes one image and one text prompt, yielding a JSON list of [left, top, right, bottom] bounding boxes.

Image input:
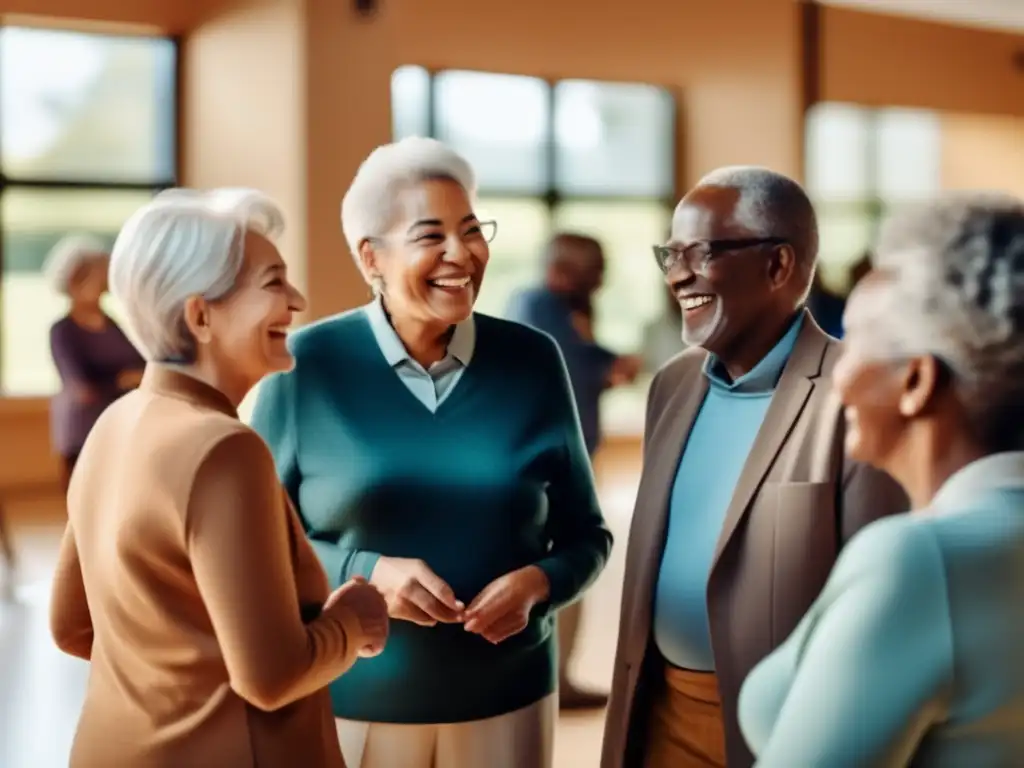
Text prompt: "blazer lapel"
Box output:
[[710, 312, 830, 572]]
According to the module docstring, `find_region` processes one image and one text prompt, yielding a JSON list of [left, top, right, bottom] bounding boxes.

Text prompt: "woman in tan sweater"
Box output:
[[49, 188, 388, 768]]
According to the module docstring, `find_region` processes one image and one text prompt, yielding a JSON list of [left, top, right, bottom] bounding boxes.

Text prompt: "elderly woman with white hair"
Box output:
[[48, 188, 389, 768], [739, 193, 1024, 766], [251, 137, 612, 768], [45, 234, 145, 491]]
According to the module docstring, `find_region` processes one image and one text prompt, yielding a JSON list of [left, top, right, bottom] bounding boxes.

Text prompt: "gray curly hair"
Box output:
[[867, 192, 1024, 450]]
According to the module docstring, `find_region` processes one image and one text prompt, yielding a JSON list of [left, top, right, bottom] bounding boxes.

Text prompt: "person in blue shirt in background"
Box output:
[[506, 233, 641, 710]]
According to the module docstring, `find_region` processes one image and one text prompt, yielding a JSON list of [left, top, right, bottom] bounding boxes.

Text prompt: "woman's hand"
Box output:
[[370, 557, 465, 627], [70, 383, 98, 404], [324, 576, 389, 658], [463, 565, 550, 644], [116, 369, 144, 391]]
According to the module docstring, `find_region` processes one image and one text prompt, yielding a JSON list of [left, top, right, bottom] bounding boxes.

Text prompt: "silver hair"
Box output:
[[869, 192, 1024, 450], [340, 137, 477, 285], [43, 234, 110, 295], [696, 165, 819, 297], [108, 187, 285, 363]]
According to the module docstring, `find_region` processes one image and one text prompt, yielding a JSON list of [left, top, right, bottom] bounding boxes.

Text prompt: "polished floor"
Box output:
[[0, 445, 640, 767]]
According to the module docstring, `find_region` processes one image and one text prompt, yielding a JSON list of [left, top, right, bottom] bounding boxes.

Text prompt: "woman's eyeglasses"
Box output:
[[652, 237, 788, 275]]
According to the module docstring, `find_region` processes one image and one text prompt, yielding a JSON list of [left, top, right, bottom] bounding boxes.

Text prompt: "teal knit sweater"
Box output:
[[251, 308, 612, 723]]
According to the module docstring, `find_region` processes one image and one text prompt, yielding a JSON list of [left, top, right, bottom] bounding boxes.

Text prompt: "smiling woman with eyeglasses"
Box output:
[[251, 137, 612, 768]]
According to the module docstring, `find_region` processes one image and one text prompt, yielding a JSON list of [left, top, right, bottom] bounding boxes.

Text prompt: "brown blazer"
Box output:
[[600, 312, 907, 768], [50, 366, 362, 768]]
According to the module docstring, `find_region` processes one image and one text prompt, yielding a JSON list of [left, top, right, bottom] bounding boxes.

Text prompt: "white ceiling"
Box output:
[[820, 0, 1024, 33]]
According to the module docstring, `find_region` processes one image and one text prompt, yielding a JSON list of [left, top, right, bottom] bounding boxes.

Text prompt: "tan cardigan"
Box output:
[[51, 366, 360, 767]]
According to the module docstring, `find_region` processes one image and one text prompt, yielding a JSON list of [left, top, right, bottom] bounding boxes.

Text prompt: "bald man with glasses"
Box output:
[[601, 167, 906, 768]]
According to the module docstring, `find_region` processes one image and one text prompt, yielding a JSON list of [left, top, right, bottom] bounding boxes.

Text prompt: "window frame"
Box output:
[[806, 103, 942, 274], [0, 26, 182, 394], [396, 67, 678, 435], [409, 66, 678, 213]]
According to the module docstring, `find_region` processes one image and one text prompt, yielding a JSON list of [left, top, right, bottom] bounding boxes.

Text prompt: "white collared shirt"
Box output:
[[363, 296, 476, 412]]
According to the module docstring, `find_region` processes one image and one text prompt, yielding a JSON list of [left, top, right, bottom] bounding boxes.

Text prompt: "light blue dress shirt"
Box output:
[[363, 297, 475, 412], [653, 314, 804, 671], [740, 451, 1024, 767]]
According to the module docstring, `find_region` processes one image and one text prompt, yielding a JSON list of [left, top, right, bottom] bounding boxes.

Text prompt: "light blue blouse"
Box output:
[[739, 452, 1024, 767], [363, 296, 475, 412]]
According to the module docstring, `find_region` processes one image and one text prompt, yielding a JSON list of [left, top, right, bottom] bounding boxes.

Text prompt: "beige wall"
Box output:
[[941, 114, 1024, 198], [819, 5, 1024, 117], [4, 0, 1023, 500], [1, 0, 805, 497]]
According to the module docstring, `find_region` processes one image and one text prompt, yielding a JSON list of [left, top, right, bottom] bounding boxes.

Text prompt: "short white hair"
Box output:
[[861, 192, 1024, 450], [43, 234, 109, 295], [695, 165, 819, 294], [109, 187, 285, 363], [340, 137, 476, 275]]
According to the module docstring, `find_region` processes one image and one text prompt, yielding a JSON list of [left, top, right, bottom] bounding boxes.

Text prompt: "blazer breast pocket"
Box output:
[[769, 480, 838, 640]]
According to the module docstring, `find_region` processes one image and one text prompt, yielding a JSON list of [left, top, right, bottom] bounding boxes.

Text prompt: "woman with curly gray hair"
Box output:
[[738, 193, 1024, 766]]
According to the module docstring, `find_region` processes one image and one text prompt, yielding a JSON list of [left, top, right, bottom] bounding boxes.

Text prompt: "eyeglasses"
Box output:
[[652, 237, 788, 275], [475, 220, 498, 244], [366, 219, 498, 249]]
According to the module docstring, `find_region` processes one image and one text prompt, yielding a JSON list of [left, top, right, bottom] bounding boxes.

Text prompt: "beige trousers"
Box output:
[[644, 665, 726, 768], [335, 694, 557, 768], [557, 600, 582, 674]]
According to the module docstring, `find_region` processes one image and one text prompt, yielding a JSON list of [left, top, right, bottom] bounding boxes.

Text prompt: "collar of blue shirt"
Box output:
[[702, 312, 805, 395], [933, 451, 1024, 511], [364, 295, 476, 370]]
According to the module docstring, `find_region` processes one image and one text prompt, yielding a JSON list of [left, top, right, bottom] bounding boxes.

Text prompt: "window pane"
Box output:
[[472, 197, 551, 318], [554, 80, 674, 198], [391, 65, 431, 140], [1, 187, 153, 395], [876, 108, 941, 203], [434, 71, 550, 194], [816, 204, 876, 274], [553, 200, 671, 436], [805, 103, 871, 200], [0, 28, 176, 183]]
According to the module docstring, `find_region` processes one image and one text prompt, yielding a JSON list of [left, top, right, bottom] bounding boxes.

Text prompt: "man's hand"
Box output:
[[607, 355, 642, 387], [370, 556, 465, 627], [463, 565, 550, 644], [324, 576, 389, 658]]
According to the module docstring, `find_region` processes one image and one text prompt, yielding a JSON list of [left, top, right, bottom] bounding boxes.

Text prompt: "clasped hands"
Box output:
[[370, 557, 551, 644]]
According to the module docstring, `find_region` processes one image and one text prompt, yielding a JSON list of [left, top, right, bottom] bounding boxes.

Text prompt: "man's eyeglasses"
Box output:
[[652, 237, 788, 275]]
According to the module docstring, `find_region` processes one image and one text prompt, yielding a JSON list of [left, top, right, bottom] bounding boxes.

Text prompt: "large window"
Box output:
[[0, 27, 177, 395], [391, 67, 676, 433], [805, 103, 941, 291]]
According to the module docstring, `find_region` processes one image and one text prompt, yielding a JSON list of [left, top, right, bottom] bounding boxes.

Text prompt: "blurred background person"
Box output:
[[740, 193, 1024, 766], [641, 284, 685, 373], [253, 139, 612, 768], [45, 235, 145, 493], [49, 189, 389, 768], [506, 232, 640, 710]]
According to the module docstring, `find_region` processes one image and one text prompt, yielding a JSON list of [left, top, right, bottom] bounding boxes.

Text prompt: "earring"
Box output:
[[370, 274, 384, 295]]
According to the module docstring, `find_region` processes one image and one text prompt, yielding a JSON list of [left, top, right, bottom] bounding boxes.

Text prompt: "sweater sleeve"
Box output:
[[50, 320, 96, 387], [532, 336, 613, 609], [185, 429, 364, 712], [739, 519, 954, 767], [250, 367, 381, 590]]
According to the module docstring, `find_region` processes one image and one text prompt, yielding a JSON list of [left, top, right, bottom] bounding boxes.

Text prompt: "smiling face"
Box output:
[[197, 231, 307, 387], [667, 186, 783, 354], [360, 178, 490, 328], [833, 272, 921, 474]]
